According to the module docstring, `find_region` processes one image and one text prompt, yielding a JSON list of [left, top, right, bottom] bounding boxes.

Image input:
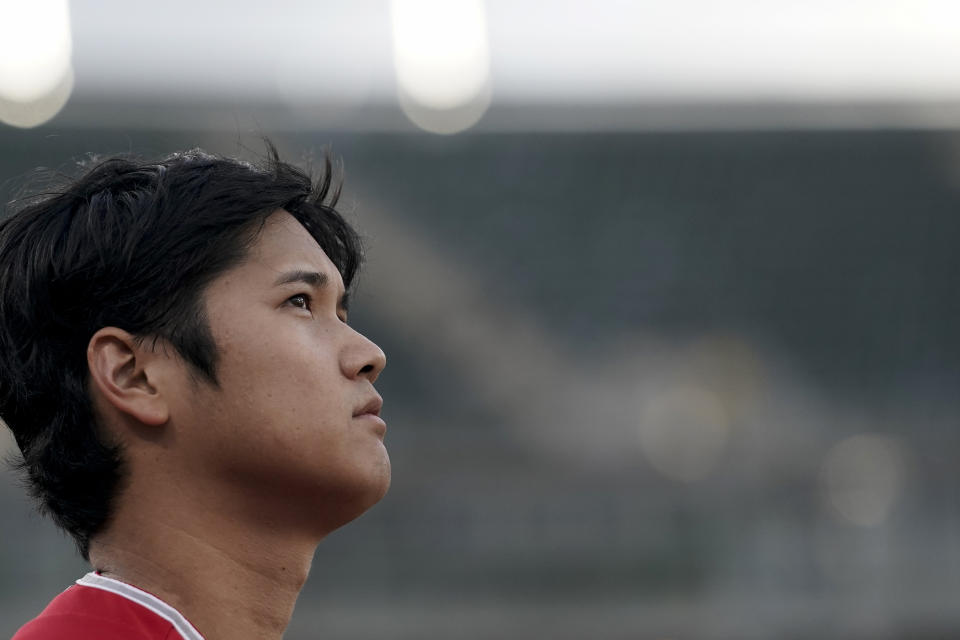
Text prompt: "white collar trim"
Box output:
[[76, 572, 205, 640]]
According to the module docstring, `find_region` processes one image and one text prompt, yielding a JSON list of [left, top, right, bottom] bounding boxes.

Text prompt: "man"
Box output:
[[0, 145, 389, 639]]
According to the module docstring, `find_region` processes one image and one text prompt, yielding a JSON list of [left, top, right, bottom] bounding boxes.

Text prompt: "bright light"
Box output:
[[0, 0, 74, 127], [821, 434, 906, 527], [0, 67, 73, 128], [390, 0, 491, 133], [638, 386, 730, 483]]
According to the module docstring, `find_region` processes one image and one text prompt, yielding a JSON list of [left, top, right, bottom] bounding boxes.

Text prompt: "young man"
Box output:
[[0, 146, 389, 639]]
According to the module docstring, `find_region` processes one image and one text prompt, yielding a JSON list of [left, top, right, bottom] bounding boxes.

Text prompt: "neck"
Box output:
[[88, 480, 323, 640]]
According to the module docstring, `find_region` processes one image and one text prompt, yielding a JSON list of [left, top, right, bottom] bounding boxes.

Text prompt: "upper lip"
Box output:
[[354, 395, 383, 418]]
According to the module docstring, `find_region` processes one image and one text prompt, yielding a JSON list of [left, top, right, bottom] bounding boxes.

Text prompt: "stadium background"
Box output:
[[2, 2, 960, 638]]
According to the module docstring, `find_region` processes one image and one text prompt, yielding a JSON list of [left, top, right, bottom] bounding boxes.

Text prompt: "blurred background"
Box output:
[[2, 1, 960, 638]]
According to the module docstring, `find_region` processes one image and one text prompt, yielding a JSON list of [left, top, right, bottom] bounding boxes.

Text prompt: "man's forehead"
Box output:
[[259, 210, 321, 251], [250, 210, 342, 284]]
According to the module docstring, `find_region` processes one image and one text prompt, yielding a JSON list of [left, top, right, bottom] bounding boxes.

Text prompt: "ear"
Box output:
[[87, 327, 170, 427]]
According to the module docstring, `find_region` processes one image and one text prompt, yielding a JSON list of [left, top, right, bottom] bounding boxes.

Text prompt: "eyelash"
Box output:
[[287, 293, 348, 323], [287, 293, 312, 310]]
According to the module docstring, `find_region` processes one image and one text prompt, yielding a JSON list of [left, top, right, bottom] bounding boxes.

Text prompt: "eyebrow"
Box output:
[[273, 269, 350, 312]]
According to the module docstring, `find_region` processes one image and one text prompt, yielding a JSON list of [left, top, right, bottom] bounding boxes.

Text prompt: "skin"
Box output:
[[84, 210, 388, 639]]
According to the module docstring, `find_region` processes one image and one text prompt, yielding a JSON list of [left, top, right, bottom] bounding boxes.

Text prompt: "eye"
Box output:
[[287, 293, 312, 311]]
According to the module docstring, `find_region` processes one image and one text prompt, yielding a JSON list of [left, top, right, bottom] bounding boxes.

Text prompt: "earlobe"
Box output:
[[87, 328, 169, 427]]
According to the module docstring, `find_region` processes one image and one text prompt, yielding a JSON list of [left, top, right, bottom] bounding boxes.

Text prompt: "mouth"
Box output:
[[353, 394, 387, 437], [353, 395, 383, 419]]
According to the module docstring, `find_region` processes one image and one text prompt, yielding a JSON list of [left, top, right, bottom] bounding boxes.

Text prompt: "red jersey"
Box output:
[[12, 572, 205, 640]]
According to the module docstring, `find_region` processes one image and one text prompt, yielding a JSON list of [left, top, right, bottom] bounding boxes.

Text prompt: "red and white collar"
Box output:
[[77, 572, 205, 640]]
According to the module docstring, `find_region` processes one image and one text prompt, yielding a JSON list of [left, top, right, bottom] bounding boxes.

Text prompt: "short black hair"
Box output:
[[0, 143, 362, 559]]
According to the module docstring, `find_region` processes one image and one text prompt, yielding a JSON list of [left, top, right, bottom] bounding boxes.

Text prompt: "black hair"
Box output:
[[0, 143, 362, 559]]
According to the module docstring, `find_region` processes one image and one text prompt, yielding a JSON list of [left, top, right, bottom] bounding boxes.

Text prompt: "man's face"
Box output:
[[166, 209, 389, 531]]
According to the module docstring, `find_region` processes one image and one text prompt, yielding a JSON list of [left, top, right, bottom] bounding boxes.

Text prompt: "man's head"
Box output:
[[0, 145, 388, 559]]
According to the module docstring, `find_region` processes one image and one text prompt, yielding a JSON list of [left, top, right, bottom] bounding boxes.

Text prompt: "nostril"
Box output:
[[359, 364, 374, 374]]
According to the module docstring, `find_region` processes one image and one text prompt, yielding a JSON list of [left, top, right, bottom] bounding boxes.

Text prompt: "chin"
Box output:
[[317, 460, 391, 533], [356, 458, 392, 513]]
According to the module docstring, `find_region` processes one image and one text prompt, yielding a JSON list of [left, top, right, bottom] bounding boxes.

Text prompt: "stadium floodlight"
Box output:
[[0, 0, 74, 128], [391, 0, 491, 134]]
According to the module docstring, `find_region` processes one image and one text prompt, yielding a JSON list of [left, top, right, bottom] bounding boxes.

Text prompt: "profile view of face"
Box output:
[[161, 209, 389, 530]]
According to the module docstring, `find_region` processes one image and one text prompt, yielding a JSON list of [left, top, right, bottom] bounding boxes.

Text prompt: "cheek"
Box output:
[[218, 319, 339, 393], [192, 311, 353, 454], [212, 339, 346, 440]]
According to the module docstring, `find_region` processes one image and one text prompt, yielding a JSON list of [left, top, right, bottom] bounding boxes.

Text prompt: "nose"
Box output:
[[342, 328, 386, 383]]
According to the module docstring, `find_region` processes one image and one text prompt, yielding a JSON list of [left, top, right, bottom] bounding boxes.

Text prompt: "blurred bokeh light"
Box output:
[[822, 434, 907, 527], [0, 0, 73, 128], [391, 0, 491, 133]]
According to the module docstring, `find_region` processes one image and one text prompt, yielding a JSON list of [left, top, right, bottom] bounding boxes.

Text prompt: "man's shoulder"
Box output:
[[12, 575, 195, 640]]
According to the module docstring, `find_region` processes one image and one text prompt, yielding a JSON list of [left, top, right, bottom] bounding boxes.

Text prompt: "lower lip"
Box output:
[[355, 413, 387, 435]]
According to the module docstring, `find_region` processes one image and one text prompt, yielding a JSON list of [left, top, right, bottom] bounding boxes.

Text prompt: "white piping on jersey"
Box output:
[[76, 572, 205, 640]]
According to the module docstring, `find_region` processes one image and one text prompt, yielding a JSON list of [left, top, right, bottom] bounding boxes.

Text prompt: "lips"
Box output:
[[353, 395, 383, 418]]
